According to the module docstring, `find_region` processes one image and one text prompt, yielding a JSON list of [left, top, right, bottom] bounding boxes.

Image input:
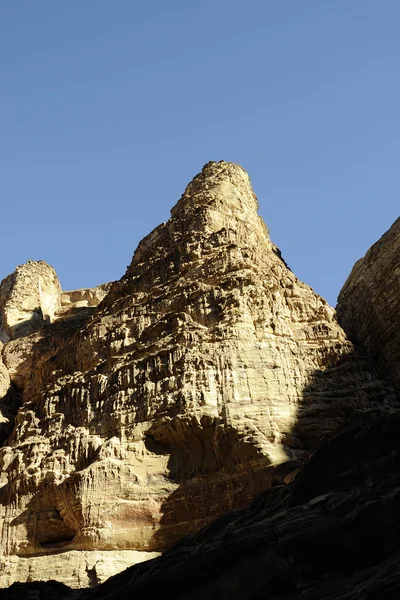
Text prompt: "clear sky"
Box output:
[[1, 1, 399, 306]]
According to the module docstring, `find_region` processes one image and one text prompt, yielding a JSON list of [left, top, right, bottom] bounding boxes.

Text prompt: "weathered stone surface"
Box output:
[[71, 411, 400, 600], [337, 217, 400, 389], [57, 284, 112, 320], [1, 549, 159, 590], [0, 261, 62, 342], [0, 161, 397, 589]]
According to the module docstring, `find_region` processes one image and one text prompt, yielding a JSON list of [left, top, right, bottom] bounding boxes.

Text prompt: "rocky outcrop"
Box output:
[[337, 217, 400, 388], [0, 261, 61, 342], [58, 284, 112, 319], [0, 162, 398, 589]]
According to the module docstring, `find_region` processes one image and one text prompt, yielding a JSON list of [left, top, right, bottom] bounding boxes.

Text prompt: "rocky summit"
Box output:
[[0, 161, 399, 598]]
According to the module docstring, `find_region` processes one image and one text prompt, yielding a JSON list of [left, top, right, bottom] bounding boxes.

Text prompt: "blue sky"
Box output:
[[1, 1, 399, 306]]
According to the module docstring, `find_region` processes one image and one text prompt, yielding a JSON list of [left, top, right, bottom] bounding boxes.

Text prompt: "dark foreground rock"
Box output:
[[0, 581, 73, 600]]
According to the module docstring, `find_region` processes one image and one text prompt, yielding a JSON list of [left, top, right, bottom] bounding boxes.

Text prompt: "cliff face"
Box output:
[[0, 162, 397, 589], [337, 217, 400, 389], [68, 412, 400, 600], [64, 212, 400, 600]]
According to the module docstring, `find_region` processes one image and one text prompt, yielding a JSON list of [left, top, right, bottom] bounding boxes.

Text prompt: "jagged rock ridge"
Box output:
[[0, 161, 397, 589]]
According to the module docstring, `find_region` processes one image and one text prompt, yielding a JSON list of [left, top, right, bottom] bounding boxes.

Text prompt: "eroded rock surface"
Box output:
[[0, 261, 61, 342], [1, 549, 159, 590], [58, 284, 112, 320], [73, 412, 400, 600], [0, 161, 397, 589], [337, 217, 400, 388]]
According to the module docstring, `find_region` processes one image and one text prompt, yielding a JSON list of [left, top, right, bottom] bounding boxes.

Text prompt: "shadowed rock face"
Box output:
[[337, 217, 400, 389], [0, 162, 398, 590]]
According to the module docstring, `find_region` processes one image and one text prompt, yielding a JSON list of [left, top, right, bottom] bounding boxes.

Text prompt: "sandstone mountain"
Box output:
[[0, 161, 398, 596]]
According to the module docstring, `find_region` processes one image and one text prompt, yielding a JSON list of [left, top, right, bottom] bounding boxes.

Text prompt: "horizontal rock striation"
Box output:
[[0, 161, 398, 588]]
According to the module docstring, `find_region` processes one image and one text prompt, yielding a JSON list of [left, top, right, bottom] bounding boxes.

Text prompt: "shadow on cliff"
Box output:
[[145, 419, 280, 549], [58, 342, 400, 600], [0, 383, 22, 446], [77, 409, 400, 600], [7, 347, 399, 599], [1, 336, 397, 570], [3, 306, 97, 390], [0, 308, 99, 556], [146, 342, 398, 550]]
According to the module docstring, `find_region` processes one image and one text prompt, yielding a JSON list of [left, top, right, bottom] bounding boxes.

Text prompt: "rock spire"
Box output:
[[0, 162, 397, 588]]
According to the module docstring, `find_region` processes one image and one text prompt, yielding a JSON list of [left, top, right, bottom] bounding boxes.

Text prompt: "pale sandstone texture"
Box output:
[[58, 284, 112, 319], [337, 217, 400, 388], [0, 261, 62, 342], [71, 215, 400, 600], [0, 161, 397, 589], [73, 412, 400, 600], [2, 549, 159, 589]]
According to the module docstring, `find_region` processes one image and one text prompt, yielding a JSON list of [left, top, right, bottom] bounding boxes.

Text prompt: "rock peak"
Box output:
[[171, 160, 258, 217], [196, 159, 249, 179], [0, 260, 61, 341], [1, 163, 398, 591]]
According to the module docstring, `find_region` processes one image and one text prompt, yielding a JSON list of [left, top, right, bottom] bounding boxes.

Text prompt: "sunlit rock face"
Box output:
[[0, 261, 61, 342], [0, 161, 397, 588], [337, 217, 400, 389]]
